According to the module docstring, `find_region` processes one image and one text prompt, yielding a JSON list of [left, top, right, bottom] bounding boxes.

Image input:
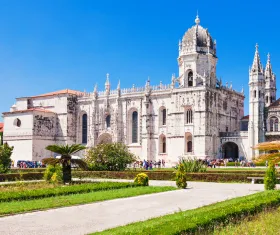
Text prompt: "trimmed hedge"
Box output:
[[10, 168, 46, 173], [0, 172, 44, 182], [95, 190, 280, 235], [73, 171, 267, 183], [0, 182, 138, 202]]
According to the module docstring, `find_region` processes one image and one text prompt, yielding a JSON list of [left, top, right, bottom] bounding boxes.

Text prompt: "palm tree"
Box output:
[[43, 144, 87, 184], [254, 141, 280, 164]]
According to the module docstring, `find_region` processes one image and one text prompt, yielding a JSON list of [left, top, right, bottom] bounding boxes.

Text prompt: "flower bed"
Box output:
[[0, 182, 138, 202]]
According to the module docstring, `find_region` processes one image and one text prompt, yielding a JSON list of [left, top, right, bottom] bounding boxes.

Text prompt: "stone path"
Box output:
[[0, 180, 264, 235]]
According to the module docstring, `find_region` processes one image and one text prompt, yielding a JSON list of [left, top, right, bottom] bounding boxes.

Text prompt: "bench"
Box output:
[[247, 176, 280, 184]]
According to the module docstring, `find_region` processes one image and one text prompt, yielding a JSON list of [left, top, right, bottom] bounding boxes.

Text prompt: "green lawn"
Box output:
[[91, 190, 280, 235], [214, 207, 280, 235], [0, 186, 175, 216]]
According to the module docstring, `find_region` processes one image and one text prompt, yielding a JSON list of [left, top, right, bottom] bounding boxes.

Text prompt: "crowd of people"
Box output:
[[16, 160, 45, 168], [132, 159, 166, 170]]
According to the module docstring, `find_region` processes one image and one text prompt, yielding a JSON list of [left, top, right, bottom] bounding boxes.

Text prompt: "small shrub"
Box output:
[[175, 164, 187, 189], [44, 165, 63, 183], [179, 157, 206, 173], [134, 173, 149, 186], [85, 143, 137, 171], [0, 143, 13, 173], [264, 162, 277, 190]]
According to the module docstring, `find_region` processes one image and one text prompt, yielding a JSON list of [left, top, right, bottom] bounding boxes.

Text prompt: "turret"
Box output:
[[264, 53, 277, 106]]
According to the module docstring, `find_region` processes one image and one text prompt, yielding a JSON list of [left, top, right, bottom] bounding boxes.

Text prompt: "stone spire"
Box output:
[[251, 43, 263, 74], [117, 80, 120, 90], [265, 53, 272, 78], [93, 83, 98, 98], [117, 80, 121, 97], [195, 12, 200, 25], [105, 73, 110, 94]]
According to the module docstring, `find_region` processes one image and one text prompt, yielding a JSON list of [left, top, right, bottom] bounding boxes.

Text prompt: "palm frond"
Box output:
[[42, 157, 60, 165], [71, 159, 88, 170], [46, 144, 86, 155]]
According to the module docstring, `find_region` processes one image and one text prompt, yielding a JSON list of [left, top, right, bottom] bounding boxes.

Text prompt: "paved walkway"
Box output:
[[0, 180, 264, 235]]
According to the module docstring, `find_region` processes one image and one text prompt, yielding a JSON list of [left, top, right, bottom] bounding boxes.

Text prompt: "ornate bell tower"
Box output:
[[178, 15, 217, 88], [248, 44, 265, 159]]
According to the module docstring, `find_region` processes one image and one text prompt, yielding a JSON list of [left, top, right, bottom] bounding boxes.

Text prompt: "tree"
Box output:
[[43, 144, 87, 184], [85, 143, 137, 171], [0, 143, 13, 173], [254, 141, 280, 164]]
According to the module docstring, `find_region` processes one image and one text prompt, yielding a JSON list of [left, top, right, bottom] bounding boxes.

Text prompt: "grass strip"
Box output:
[[213, 207, 280, 235], [92, 190, 280, 235], [0, 186, 175, 216], [0, 182, 139, 202]]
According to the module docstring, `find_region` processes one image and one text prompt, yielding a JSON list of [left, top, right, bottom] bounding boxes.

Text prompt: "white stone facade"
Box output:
[[2, 16, 278, 166]]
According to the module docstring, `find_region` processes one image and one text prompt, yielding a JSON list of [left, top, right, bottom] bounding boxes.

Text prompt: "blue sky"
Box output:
[[0, 0, 279, 120]]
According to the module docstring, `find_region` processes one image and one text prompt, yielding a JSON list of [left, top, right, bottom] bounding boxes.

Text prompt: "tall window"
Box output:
[[185, 109, 193, 124], [159, 135, 166, 153], [185, 133, 192, 153], [162, 108, 166, 125], [270, 119, 274, 132], [187, 141, 192, 152], [132, 111, 138, 143], [270, 117, 279, 132], [266, 96, 268, 103], [82, 114, 87, 144], [106, 115, 111, 128], [188, 71, 193, 87], [254, 90, 256, 98]]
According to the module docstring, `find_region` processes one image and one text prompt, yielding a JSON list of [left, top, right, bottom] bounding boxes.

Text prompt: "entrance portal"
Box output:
[[222, 142, 239, 160]]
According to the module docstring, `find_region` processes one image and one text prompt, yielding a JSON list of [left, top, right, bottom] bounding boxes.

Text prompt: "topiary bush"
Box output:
[[264, 162, 277, 190], [134, 173, 149, 186], [44, 165, 63, 184], [175, 163, 187, 189]]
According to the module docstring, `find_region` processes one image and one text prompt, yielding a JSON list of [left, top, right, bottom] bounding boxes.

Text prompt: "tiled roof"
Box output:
[[241, 115, 249, 120], [269, 98, 280, 108], [32, 89, 84, 98], [0, 123, 3, 132], [2, 108, 55, 115]]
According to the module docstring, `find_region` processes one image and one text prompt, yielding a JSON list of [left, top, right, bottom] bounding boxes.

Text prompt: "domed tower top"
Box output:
[[179, 15, 216, 56]]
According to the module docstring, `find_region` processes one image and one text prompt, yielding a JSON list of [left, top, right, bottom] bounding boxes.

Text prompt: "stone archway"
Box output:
[[97, 133, 112, 145], [222, 142, 238, 160]]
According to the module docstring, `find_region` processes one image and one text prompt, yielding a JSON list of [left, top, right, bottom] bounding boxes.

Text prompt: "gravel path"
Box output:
[[0, 180, 264, 235]]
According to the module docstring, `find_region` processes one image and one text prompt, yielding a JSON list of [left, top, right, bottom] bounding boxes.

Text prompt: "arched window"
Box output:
[[82, 114, 87, 144], [106, 115, 111, 128], [254, 90, 256, 98], [159, 135, 166, 153], [185, 108, 193, 124], [188, 71, 193, 87], [132, 111, 138, 143], [162, 108, 166, 125]]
